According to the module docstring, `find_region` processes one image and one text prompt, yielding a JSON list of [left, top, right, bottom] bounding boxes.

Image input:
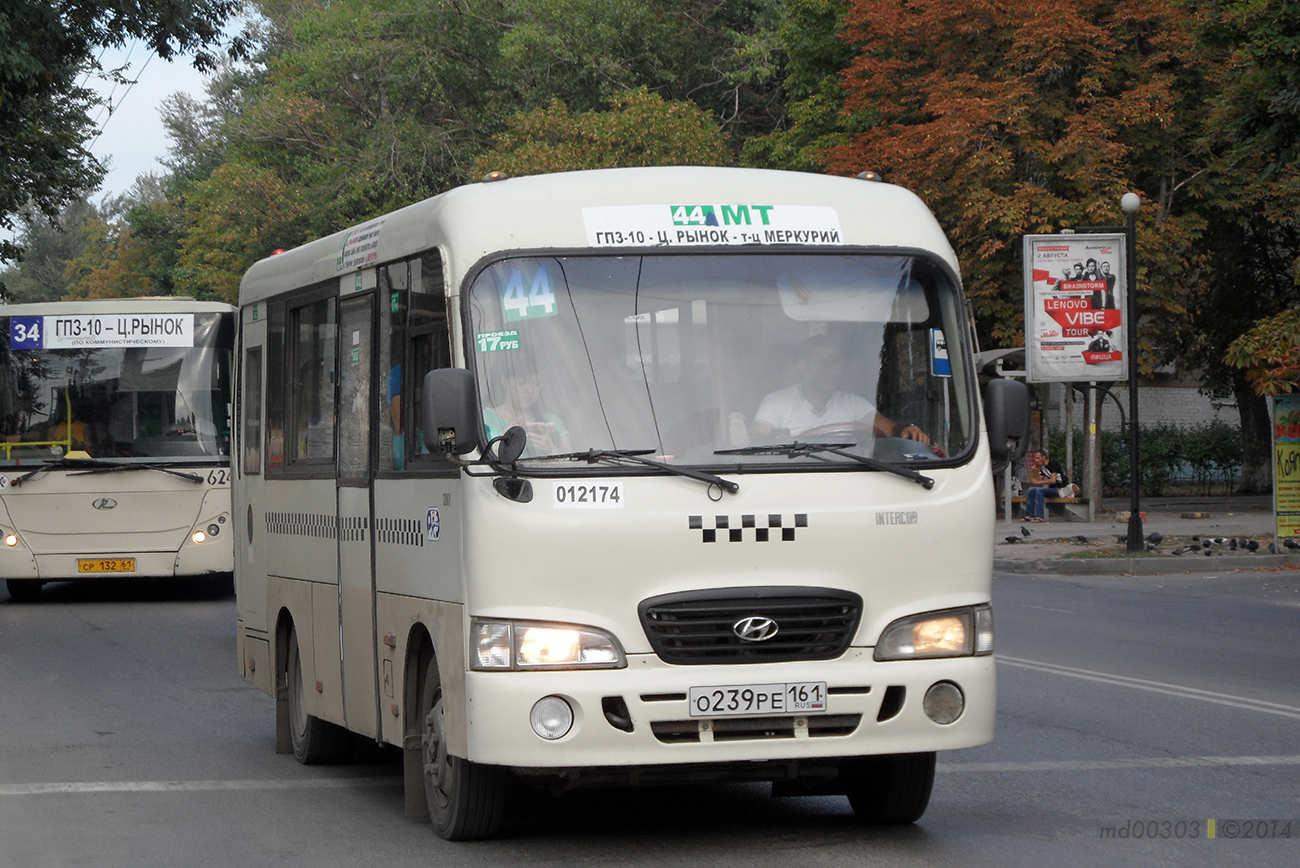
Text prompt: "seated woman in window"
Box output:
[[483, 369, 570, 457]]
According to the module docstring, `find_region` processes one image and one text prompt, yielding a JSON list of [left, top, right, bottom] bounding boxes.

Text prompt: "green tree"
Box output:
[[473, 89, 729, 177], [0, 198, 102, 302], [0, 0, 246, 261], [1174, 0, 1300, 489]]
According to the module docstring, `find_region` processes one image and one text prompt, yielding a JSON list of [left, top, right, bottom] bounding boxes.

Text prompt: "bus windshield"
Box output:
[[466, 253, 974, 468], [0, 311, 233, 464]]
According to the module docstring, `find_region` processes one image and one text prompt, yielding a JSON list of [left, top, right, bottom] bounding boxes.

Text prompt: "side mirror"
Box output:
[[421, 369, 480, 456], [983, 378, 1031, 465], [495, 425, 527, 465]]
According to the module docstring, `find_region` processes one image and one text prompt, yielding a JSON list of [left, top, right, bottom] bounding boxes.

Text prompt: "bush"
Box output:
[[1183, 420, 1244, 495], [1053, 421, 1243, 498]]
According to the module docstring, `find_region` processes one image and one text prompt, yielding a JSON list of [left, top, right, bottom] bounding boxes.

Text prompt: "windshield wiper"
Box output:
[[547, 448, 740, 494], [715, 442, 935, 490], [68, 460, 205, 483], [12, 456, 112, 486]]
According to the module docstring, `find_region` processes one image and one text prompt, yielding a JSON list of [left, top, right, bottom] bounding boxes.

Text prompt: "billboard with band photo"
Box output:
[[1022, 233, 1128, 383]]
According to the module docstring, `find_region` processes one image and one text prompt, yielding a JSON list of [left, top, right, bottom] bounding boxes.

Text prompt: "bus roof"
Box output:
[[0, 299, 236, 316], [239, 166, 961, 306]]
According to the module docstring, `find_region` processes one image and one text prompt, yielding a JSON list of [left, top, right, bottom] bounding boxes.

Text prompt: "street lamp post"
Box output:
[[1122, 192, 1142, 553]]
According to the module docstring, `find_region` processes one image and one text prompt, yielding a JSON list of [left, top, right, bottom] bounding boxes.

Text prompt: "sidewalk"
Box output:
[[993, 495, 1300, 575]]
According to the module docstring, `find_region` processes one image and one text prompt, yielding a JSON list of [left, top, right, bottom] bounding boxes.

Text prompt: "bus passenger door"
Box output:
[[337, 294, 379, 738]]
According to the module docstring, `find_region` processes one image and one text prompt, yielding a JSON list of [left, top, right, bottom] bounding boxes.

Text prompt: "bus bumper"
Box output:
[[462, 651, 994, 770]]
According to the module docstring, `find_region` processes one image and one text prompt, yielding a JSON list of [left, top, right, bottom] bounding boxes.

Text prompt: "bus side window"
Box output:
[[266, 303, 286, 471], [407, 250, 450, 465], [243, 346, 263, 475], [380, 262, 409, 471], [289, 295, 337, 464]]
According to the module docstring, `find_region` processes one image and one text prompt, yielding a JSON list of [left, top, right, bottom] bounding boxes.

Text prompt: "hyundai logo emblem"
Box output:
[[92, 498, 118, 510], [733, 616, 779, 642]]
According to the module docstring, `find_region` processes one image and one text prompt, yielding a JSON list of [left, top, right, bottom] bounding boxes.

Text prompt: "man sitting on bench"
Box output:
[[1023, 450, 1074, 522]]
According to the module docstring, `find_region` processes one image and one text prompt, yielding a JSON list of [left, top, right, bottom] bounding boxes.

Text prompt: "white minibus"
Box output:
[[234, 167, 1029, 839], [0, 299, 236, 600]]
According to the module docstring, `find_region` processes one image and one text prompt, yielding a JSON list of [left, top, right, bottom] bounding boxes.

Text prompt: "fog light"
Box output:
[[192, 531, 207, 544], [530, 696, 574, 740], [4, 534, 16, 547], [923, 681, 965, 724]]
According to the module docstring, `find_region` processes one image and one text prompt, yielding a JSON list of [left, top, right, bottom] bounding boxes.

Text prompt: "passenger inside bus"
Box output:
[[752, 335, 930, 444], [483, 368, 571, 456], [4, 394, 92, 454]]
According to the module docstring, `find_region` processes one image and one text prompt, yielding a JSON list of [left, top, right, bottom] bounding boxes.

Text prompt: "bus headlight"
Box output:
[[873, 604, 993, 661], [192, 531, 207, 544], [3, 533, 17, 547], [472, 620, 626, 670]]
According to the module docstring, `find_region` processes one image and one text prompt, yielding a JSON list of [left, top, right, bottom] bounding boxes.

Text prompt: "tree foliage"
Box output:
[[473, 89, 729, 177], [0, 0, 246, 261], [821, 0, 1211, 352]]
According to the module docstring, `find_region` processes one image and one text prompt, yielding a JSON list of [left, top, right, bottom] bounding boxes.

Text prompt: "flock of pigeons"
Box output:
[[1003, 527, 1300, 555]]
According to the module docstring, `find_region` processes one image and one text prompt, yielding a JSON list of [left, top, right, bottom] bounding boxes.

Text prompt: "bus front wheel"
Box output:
[[285, 625, 350, 764], [5, 580, 42, 602], [418, 660, 506, 840], [844, 752, 936, 824]]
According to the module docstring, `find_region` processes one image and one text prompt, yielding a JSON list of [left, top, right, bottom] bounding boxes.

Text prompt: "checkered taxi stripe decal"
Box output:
[[265, 512, 368, 542], [689, 514, 807, 542], [375, 517, 425, 548]]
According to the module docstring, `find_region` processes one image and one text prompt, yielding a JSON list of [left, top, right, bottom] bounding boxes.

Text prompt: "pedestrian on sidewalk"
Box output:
[[1024, 450, 1073, 522]]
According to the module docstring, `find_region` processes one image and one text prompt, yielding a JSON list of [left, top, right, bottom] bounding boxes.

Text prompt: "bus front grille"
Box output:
[[651, 714, 862, 743], [638, 587, 862, 664]]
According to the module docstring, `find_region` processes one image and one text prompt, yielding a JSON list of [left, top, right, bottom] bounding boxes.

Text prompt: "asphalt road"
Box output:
[[1, 569, 1298, 867]]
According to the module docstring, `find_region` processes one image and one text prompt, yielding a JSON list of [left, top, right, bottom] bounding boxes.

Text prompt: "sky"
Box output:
[[87, 43, 213, 201], [0, 43, 211, 250]]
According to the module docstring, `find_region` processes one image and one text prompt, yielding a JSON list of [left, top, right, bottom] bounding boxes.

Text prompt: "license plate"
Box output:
[[77, 558, 136, 573], [688, 682, 827, 717]]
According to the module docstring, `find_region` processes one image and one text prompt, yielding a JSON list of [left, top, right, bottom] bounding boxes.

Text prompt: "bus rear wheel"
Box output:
[[418, 660, 506, 840], [6, 579, 42, 602], [285, 625, 350, 765], [845, 752, 936, 825]]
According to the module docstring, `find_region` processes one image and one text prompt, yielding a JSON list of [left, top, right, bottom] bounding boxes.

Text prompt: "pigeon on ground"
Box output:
[[1268, 543, 1278, 553], [1075, 535, 1088, 544], [1229, 538, 1237, 551], [1285, 538, 1299, 551], [1146, 532, 1163, 545], [1117, 535, 1127, 544], [1145, 542, 1156, 552], [1246, 539, 1260, 552], [1203, 539, 1212, 548], [1204, 548, 1213, 556], [1240, 538, 1250, 549], [1021, 526, 1031, 537], [1171, 546, 1189, 555], [1192, 535, 1200, 541], [1004, 536, 1021, 544]]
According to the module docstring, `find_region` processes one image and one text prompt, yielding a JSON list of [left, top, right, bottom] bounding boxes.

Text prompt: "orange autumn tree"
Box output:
[[823, 0, 1211, 352]]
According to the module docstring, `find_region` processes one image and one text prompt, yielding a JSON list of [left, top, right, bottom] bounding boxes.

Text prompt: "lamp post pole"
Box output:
[[1122, 192, 1142, 553]]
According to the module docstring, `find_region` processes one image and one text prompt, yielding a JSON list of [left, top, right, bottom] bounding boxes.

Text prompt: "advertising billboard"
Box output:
[[1022, 233, 1128, 383]]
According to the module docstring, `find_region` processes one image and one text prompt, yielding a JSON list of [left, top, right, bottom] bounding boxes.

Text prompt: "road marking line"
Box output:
[[0, 777, 398, 796], [938, 755, 1300, 774], [999, 655, 1300, 720]]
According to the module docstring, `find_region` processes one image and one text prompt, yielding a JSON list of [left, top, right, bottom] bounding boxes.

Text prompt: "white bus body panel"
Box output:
[[235, 166, 993, 773]]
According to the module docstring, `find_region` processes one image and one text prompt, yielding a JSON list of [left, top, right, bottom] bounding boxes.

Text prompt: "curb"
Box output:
[[994, 553, 1300, 576]]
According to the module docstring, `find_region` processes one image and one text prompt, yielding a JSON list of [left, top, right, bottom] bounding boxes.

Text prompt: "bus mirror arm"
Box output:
[[421, 369, 481, 457], [983, 378, 1031, 466]]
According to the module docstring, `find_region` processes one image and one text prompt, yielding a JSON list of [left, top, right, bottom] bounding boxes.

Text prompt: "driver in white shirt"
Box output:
[[753, 335, 930, 444]]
